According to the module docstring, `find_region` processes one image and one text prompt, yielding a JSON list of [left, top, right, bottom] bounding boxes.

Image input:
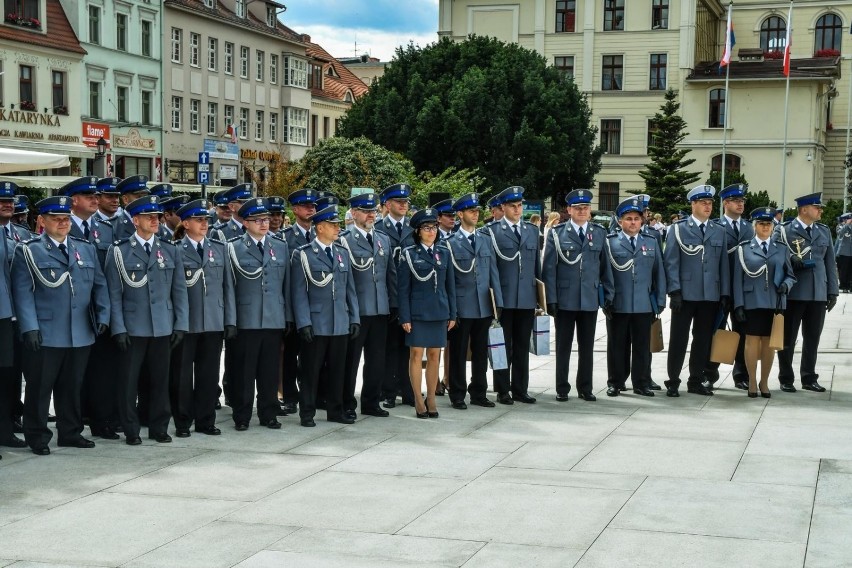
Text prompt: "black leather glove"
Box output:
[[96, 324, 108, 336], [114, 333, 131, 352], [284, 321, 295, 336], [602, 301, 614, 320], [720, 296, 732, 312], [169, 330, 185, 349], [495, 307, 502, 320], [791, 256, 805, 270], [22, 330, 41, 352], [349, 323, 360, 339], [546, 303, 557, 317], [777, 283, 789, 295], [224, 325, 238, 340], [388, 308, 399, 322], [299, 325, 314, 343], [827, 294, 838, 312], [734, 307, 747, 323], [669, 291, 683, 313]]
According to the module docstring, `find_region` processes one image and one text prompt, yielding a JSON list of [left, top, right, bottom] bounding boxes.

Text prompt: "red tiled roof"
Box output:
[[305, 40, 369, 103], [0, 0, 85, 55], [164, 0, 304, 44]]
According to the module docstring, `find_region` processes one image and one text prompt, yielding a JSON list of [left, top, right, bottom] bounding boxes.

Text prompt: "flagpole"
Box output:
[[719, 2, 733, 220], [780, 0, 794, 212], [845, 54, 852, 213]]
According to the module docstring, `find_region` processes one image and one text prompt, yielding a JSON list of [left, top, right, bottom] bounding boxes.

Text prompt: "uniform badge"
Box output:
[[209, 249, 215, 263], [75, 251, 83, 266], [157, 249, 165, 268], [435, 252, 441, 266], [50, 269, 55, 279], [269, 246, 276, 260], [337, 253, 344, 269], [186, 270, 192, 277], [131, 272, 136, 281], [377, 240, 384, 256]]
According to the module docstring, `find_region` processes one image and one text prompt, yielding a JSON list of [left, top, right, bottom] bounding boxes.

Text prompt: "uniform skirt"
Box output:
[[405, 320, 447, 348], [742, 308, 775, 337]]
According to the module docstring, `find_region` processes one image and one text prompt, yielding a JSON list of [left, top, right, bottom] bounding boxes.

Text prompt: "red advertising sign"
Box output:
[[82, 122, 110, 147]]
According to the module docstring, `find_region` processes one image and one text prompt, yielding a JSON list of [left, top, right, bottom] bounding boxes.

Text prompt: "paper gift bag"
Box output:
[[650, 317, 664, 353], [709, 327, 740, 364], [487, 323, 508, 370], [529, 314, 551, 356], [769, 313, 785, 351]]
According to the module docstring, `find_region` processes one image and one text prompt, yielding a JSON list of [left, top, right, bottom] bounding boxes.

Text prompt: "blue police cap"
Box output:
[[35, 195, 72, 215], [315, 195, 341, 210], [453, 193, 480, 212], [434, 199, 454, 215], [687, 184, 716, 201], [566, 189, 593, 206], [116, 175, 150, 195], [223, 183, 253, 203], [311, 205, 341, 224], [841, 212, 852, 221], [616, 196, 644, 218], [212, 190, 230, 206], [350, 192, 379, 210], [498, 186, 524, 204], [150, 184, 173, 199], [380, 183, 411, 204], [177, 199, 211, 220], [487, 195, 502, 208], [96, 177, 121, 195], [13, 195, 29, 214], [637, 194, 651, 208], [794, 192, 823, 207], [410, 208, 438, 229], [0, 181, 19, 199], [160, 195, 189, 212], [288, 188, 319, 205], [750, 207, 775, 222], [268, 196, 286, 212], [720, 184, 747, 200], [60, 176, 98, 197], [126, 195, 162, 216], [237, 197, 269, 218]]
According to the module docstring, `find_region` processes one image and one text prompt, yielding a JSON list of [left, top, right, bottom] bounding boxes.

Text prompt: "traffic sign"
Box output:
[[198, 171, 210, 184], [198, 163, 210, 172], [198, 152, 210, 165]]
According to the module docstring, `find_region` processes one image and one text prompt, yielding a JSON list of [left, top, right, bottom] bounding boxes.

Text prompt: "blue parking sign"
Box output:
[[198, 152, 210, 165], [198, 171, 210, 184]]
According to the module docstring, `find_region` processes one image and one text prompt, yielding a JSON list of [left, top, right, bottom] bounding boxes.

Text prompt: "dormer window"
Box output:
[[344, 91, 353, 103], [4, 0, 41, 31], [267, 5, 276, 27], [203, 0, 215, 8], [235, 0, 245, 18]]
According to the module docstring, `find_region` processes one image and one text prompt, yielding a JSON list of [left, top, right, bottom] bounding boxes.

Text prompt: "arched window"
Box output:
[[760, 16, 786, 52], [708, 88, 726, 128], [815, 13, 843, 53], [711, 154, 741, 172]]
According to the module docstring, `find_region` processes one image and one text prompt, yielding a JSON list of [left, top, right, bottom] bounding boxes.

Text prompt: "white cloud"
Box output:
[[296, 23, 438, 62]]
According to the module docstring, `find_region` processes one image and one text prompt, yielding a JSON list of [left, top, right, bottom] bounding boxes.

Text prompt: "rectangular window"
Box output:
[[190, 99, 200, 133], [652, 0, 669, 29], [116, 13, 127, 51], [598, 182, 620, 211], [269, 112, 278, 141], [283, 56, 308, 88], [709, 88, 726, 128], [270, 54, 278, 84], [647, 119, 658, 152], [603, 0, 624, 31], [207, 38, 218, 71], [267, 5, 276, 27], [256, 50, 264, 82], [255, 110, 264, 140], [168, 161, 197, 184], [239, 107, 248, 139], [189, 32, 200, 67], [117, 86, 128, 122], [203, 0, 214, 7], [51, 70, 65, 110], [19, 64, 33, 104], [141, 90, 152, 125], [554, 56, 574, 79], [0, 62, 4, 110], [207, 102, 218, 135], [600, 119, 621, 154], [649, 53, 667, 90], [171, 28, 182, 63], [602, 55, 623, 90], [283, 107, 308, 145], [5, 0, 40, 21], [555, 0, 576, 33], [141, 20, 152, 57], [89, 81, 101, 119], [224, 105, 234, 132], [323, 116, 330, 139], [224, 42, 234, 75], [235, 0, 245, 18], [240, 46, 249, 78], [171, 96, 182, 131], [308, 63, 322, 89], [88, 5, 100, 44]]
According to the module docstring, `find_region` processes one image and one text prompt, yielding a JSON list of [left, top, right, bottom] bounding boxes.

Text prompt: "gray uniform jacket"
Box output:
[[0, 234, 14, 319], [227, 233, 291, 330], [339, 228, 396, 316], [712, 216, 755, 277], [178, 236, 236, 333], [291, 240, 359, 336], [111, 210, 136, 241], [664, 218, 731, 302], [835, 224, 852, 257], [398, 244, 457, 323], [70, 216, 114, 269], [282, 224, 314, 260], [542, 222, 614, 312], [774, 220, 839, 302], [733, 237, 796, 311], [446, 230, 503, 320], [215, 219, 245, 242], [12, 235, 110, 348], [105, 237, 189, 337], [376, 216, 415, 266], [2, 222, 35, 243], [483, 219, 541, 310], [604, 232, 666, 314]]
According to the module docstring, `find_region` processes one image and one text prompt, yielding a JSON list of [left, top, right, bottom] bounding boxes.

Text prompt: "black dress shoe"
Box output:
[[779, 383, 797, 393], [700, 380, 715, 391], [382, 398, 396, 409], [281, 402, 298, 414], [451, 400, 467, 410], [555, 393, 570, 402], [687, 384, 714, 396], [578, 392, 597, 401], [149, 432, 172, 443], [802, 382, 827, 392], [416, 410, 429, 419], [195, 425, 222, 435], [0, 435, 27, 448], [328, 416, 354, 425], [175, 428, 191, 438], [513, 393, 536, 404], [632, 388, 655, 397], [260, 419, 282, 429], [496, 393, 514, 405], [469, 398, 495, 407], [649, 380, 661, 390], [31, 446, 50, 456], [666, 387, 680, 398], [734, 380, 749, 390], [126, 436, 142, 445], [760, 391, 771, 399], [276, 406, 290, 416], [344, 410, 358, 420], [748, 391, 758, 398], [361, 407, 390, 417], [58, 437, 96, 448], [91, 427, 120, 440], [606, 387, 619, 397], [234, 422, 249, 431], [300, 418, 316, 427], [428, 410, 439, 418]]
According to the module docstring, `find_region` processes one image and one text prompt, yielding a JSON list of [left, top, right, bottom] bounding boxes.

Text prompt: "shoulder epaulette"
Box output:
[[401, 244, 417, 252], [68, 235, 88, 243], [781, 220, 793, 226], [591, 222, 606, 231], [816, 222, 829, 229], [282, 226, 295, 234], [208, 237, 224, 245], [94, 217, 113, 227], [674, 218, 688, 224], [227, 235, 242, 242], [114, 237, 130, 246], [296, 242, 312, 251], [607, 233, 618, 239], [554, 221, 568, 229], [11, 222, 30, 232], [338, 229, 352, 238], [156, 237, 176, 245], [269, 233, 286, 243]]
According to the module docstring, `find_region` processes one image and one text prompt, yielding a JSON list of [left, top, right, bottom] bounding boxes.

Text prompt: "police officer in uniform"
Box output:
[[483, 186, 542, 405], [435, 199, 456, 242], [159, 194, 188, 241], [604, 196, 666, 396], [227, 197, 292, 429], [445, 193, 503, 409], [486, 195, 504, 223], [835, 212, 852, 292], [339, 192, 396, 417], [11, 196, 110, 454], [774, 192, 839, 392], [375, 183, 416, 408], [105, 195, 189, 444], [211, 190, 233, 228], [150, 184, 177, 240], [664, 185, 731, 397], [543, 189, 614, 401], [268, 196, 287, 235], [12, 195, 29, 227], [169, 200, 236, 437], [292, 205, 360, 426], [0, 183, 23, 453], [112, 175, 151, 241], [94, 177, 122, 223], [214, 184, 253, 241]]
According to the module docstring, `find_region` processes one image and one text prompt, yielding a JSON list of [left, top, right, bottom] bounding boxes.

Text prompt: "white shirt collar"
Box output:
[[134, 233, 155, 248], [457, 227, 473, 239], [250, 235, 265, 247], [186, 235, 205, 248], [755, 236, 770, 246], [354, 225, 371, 239], [724, 215, 740, 227], [48, 235, 67, 249], [691, 215, 709, 227], [796, 217, 811, 230], [570, 220, 588, 233], [70, 214, 89, 231], [387, 213, 405, 225]]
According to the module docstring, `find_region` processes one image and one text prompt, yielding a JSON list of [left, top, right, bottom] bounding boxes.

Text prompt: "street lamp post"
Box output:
[[94, 136, 108, 177]]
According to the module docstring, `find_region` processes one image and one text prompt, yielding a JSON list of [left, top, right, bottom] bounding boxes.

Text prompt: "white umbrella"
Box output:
[[0, 147, 70, 174]]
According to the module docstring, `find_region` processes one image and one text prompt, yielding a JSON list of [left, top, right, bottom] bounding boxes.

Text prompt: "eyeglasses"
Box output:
[[419, 225, 438, 232], [247, 218, 270, 225]]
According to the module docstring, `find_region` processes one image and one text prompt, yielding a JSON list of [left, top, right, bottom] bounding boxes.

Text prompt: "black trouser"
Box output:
[[82, 332, 119, 432], [838, 255, 852, 290], [704, 306, 747, 383], [608, 312, 653, 390], [448, 316, 491, 402], [494, 308, 534, 396], [0, 318, 16, 442], [555, 310, 597, 395], [381, 319, 414, 403], [169, 331, 223, 430], [300, 334, 347, 421], [0, 333, 24, 423], [281, 330, 301, 404], [232, 329, 283, 425], [667, 301, 718, 389], [118, 336, 171, 438], [345, 314, 387, 412], [777, 299, 826, 386], [221, 337, 235, 404], [606, 317, 631, 387], [23, 345, 91, 448]]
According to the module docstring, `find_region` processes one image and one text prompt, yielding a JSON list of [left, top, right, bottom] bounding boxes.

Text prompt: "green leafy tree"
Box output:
[[410, 167, 489, 209], [340, 36, 601, 206], [639, 88, 701, 218]]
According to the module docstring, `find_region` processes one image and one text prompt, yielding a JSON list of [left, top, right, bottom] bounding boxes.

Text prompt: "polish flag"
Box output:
[[226, 123, 238, 144], [782, 3, 793, 77], [720, 4, 735, 70]]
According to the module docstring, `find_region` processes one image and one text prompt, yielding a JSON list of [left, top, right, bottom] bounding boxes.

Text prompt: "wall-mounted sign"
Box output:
[[240, 149, 280, 161], [219, 165, 237, 179], [203, 139, 238, 160], [113, 128, 155, 151], [82, 122, 110, 147], [0, 109, 62, 126]]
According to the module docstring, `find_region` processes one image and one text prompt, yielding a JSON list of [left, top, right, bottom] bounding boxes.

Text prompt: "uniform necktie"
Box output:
[[58, 243, 69, 261], [366, 232, 374, 248], [325, 246, 333, 263], [197, 242, 204, 259], [426, 247, 433, 258], [514, 225, 521, 240], [257, 241, 264, 257], [241, 225, 246, 234], [82, 219, 90, 240], [3, 226, 9, 239], [395, 221, 402, 237], [577, 226, 584, 242], [806, 226, 812, 239], [144, 242, 151, 255], [469, 233, 475, 247], [762, 241, 768, 255], [733, 221, 739, 240], [629, 236, 636, 250], [699, 223, 706, 236]]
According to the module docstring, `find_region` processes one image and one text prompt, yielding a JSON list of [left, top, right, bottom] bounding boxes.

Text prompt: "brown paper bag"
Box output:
[[536, 279, 547, 310], [710, 328, 740, 364], [769, 313, 784, 351], [650, 317, 664, 353]]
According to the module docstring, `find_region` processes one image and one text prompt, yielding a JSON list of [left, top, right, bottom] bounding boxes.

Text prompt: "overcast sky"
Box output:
[[281, 0, 439, 61]]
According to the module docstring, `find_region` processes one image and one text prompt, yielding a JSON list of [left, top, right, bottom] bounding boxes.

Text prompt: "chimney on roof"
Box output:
[[302, 34, 311, 42]]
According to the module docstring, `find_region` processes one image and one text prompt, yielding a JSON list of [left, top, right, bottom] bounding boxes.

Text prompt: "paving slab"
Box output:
[[467, 410, 627, 445], [804, 505, 852, 568], [233, 550, 415, 568], [747, 422, 852, 460], [461, 542, 583, 568], [613, 408, 760, 442], [814, 471, 852, 508], [285, 429, 396, 457], [496, 441, 597, 471], [732, 454, 820, 487], [480, 467, 644, 491], [820, 458, 852, 474]]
